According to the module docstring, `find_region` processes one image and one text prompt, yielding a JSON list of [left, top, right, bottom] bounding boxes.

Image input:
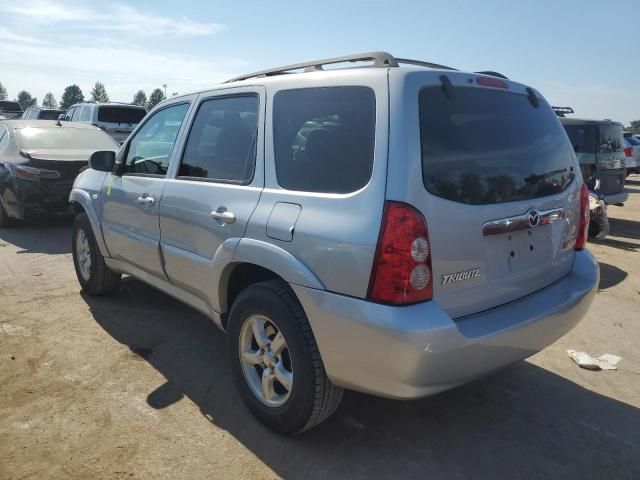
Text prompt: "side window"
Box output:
[[273, 87, 376, 194], [71, 107, 82, 121], [123, 103, 189, 176], [598, 125, 623, 153], [66, 107, 75, 121], [178, 95, 258, 183], [0, 128, 9, 152], [79, 106, 91, 121]]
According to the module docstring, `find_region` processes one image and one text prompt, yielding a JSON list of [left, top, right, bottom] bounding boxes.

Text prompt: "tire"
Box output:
[[0, 199, 16, 228], [228, 280, 343, 434], [72, 212, 121, 295]]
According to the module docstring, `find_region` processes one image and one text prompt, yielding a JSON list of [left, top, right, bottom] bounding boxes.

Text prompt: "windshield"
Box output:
[[98, 106, 146, 124], [16, 127, 118, 150], [38, 110, 65, 120], [419, 86, 575, 205]]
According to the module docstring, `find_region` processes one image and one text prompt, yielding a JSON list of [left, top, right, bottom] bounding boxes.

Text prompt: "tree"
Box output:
[[42, 92, 58, 109], [147, 88, 166, 110], [91, 81, 109, 103], [15, 90, 37, 110], [60, 84, 84, 109], [132, 90, 147, 107], [0, 82, 7, 101], [629, 120, 640, 135]]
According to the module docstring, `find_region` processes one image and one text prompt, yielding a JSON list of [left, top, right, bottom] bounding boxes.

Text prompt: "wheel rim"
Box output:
[[239, 314, 293, 407], [75, 228, 92, 282]]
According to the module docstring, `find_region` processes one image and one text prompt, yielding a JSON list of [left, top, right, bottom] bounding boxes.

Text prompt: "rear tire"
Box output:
[[228, 280, 343, 434], [72, 212, 121, 295]]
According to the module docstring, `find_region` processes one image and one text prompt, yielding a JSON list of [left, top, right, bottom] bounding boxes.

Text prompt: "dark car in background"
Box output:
[[0, 101, 23, 120], [0, 120, 119, 226], [22, 106, 66, 121], [560, 117, 628, 205], [63, 102, 147, 144]]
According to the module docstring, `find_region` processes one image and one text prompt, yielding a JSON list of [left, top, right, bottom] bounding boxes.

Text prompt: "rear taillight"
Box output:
[[368, 201, 433, 305], [575, 183, 590, 251], [624, 146, 633, 157], [10, 164, 60, 181]]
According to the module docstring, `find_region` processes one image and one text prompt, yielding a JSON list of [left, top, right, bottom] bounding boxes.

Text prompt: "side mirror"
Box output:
[[89, 151, 116, 172]]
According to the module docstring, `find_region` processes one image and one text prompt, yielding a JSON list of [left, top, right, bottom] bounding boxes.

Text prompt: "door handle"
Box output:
[[136, 194, 155, 208], [211, 207, 236, 225]]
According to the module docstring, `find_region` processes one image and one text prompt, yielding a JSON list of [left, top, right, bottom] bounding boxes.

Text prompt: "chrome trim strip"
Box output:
[[482, 208, 565, 237]]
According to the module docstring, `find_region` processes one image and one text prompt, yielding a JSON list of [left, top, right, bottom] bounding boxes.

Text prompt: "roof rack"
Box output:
[[552, 106, 574, 117], [225, 51, 457, 83]]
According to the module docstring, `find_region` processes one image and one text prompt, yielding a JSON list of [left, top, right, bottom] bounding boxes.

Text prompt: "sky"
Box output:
[[0, 0, 638, 125]]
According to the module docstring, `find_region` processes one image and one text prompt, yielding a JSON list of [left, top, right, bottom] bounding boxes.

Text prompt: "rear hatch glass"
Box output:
[[0, 101, 22, 113], [97, 106, 146, 125], [420, 87, 575, 204], [38, 110, 65, 120], [416, 84, 579, 318]]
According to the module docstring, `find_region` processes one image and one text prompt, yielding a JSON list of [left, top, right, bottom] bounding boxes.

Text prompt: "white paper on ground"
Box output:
[[567, 350, 622, 371]]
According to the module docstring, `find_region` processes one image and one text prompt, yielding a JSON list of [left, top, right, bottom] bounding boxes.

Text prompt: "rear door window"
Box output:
[[178, 95, 258, 184], [419, 87, 575, 205], [563, 124, 596, 153], [273, 86, 375, 193], [98, 106, 146, 124], [597, 124, 623, 153]]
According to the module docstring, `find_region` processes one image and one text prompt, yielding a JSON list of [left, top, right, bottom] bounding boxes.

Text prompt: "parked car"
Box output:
[[63, 102, 147, 144], [560, 117, 628, 205], [0, 101, 23, 119], [623, 132, 640, 175], [0, 120, 119, 227], [22, 106, 66, 121], [69, 52, 598, 434]]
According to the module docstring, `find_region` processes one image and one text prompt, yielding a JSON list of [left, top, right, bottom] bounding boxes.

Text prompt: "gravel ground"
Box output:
[[1, 179, 639, 480]]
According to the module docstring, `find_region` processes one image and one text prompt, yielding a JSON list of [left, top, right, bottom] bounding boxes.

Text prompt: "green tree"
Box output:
[[15, 90, 37, 110], [91, 81, 109, 103], [132, 90, 147, 107], [60, 84, 84, 109], [0, 82, 7, 101], [147, 88, 166, 110], [42, 92, 58, 109], [629, 120, 640, 135]]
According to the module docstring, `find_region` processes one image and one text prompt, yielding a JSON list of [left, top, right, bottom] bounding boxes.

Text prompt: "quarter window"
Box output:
[[178, 95, 259, 183], [273, 87, 376, 194], [123, 103, 189, 176]]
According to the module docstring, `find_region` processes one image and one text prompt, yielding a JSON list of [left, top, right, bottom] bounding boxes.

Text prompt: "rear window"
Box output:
[[98, 106, 146, 124], [597, 124, 623, 153], [38, 110, 65, 120], [273, 87, 375, 193], [623, 134, 640, 146], [419, 87, 575, 205], [0, 101, 22, 113], [563, 124, 597, 153], [16, 127, 118, 150]]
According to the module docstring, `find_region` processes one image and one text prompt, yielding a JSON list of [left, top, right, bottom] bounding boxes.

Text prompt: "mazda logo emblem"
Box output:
[[528, 210, 540, 227]]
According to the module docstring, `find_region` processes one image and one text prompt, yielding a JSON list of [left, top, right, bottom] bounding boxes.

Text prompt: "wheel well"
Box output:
[[224, 263, 284, 328], [69, 201, 84, 215]]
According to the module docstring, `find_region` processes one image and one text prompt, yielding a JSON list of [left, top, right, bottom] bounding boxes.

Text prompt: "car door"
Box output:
[[159, 88, 264, 306], [101, 100, 192, 279]]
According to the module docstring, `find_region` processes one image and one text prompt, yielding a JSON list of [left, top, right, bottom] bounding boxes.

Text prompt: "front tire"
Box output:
[[228, 280, 343, 434], [72, 212, 121, 295]]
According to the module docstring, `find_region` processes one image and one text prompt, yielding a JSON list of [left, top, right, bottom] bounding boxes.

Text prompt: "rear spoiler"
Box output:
[[552, 106, 574, 117]]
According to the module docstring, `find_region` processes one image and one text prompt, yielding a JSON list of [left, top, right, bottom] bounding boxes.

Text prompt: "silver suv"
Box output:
[[69, 52, 598, 434], [63, 101, 147, 143]]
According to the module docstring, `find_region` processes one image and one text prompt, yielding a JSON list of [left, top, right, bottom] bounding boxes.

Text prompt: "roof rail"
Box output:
[[552, 106, 574, 117], [225, 51, 457, 83]]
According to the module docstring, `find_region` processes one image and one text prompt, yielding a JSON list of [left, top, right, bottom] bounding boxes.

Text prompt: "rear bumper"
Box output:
[[1, 177, 74, 220], [293, 249, 598, 399], [603, 191, 628, 205]]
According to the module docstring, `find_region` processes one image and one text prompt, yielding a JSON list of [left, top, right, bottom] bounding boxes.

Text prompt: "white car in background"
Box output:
[[63, 102, 147, 144], [623, 133, 640, 175]]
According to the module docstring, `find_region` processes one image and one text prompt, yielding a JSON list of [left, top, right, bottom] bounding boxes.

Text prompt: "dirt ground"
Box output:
[[1, 180, 639, 480]]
